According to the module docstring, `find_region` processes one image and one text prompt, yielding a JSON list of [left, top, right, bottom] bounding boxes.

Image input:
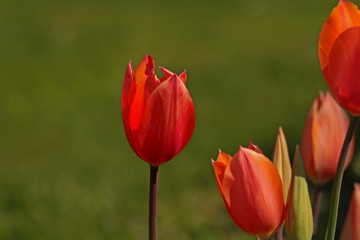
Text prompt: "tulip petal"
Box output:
[[160, 67, 187, 84], [248, 141, 264, 154], [121, 61, 140, 155], [121, 61, 134, 111], [311, 92, 354, 183], [327, 27, 360, 115], [144, 69, 160, 103], [129, 55, 156, 131], [340, 183, 360, 240], [222, 147, 285, 239], [318, 0, 360, 70], [212, 150, 232, 183], [138, 75, 195, 165]]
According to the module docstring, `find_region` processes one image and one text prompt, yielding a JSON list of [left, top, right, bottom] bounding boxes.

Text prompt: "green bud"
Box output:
[[285, 145, 313, 240], [273, 127, 292, 203]]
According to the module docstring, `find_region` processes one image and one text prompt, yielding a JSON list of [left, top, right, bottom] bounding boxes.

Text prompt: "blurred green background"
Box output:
[[1, 0, 360, 239]]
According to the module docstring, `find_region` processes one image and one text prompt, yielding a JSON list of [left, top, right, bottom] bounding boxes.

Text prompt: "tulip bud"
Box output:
[[285, 146, 313, 240], [212, 143, 286, 239], [318, 0, 360, 115], [121, 55, 195, 165], [301, 91, 355, 184], [340, 183, 360, 240], [273, 127, 292, 203]]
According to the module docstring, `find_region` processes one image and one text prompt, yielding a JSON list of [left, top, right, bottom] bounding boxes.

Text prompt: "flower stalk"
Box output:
[[325, 116, 359, 240], [312, 185, 323, 235], [149, 165, 159, 240]]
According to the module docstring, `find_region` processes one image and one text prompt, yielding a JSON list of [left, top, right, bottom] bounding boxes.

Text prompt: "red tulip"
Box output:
[[340, 183, 360, 240], [121, 55, 195, 165], [318, 0, 360, 115], [301, 91, 355, 184], [212, 143, 286, 239]]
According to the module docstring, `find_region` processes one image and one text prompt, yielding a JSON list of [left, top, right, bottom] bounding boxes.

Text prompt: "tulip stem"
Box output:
[[312, 185, 323, 235], [149, 165, 159, 240], [276, 225, 283, 240], [325, 116, 359, 240]]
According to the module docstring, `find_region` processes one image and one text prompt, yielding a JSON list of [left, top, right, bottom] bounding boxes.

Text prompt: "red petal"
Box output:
[[179, 70, 187, 84], [222, 147, 285, 239], [248, 141, 264, 154], [121, 61, 134, 111], [327, 27, 360, 115], [319, 0, 360, 70], [159, 67, 187, 84], [144, 69, 160, 103], [137, 75, 195, 165], [129, 55, 156, 131], [121, 61, 140, 155]]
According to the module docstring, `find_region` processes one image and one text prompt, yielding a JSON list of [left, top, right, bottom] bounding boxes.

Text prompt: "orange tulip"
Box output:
[[340, 183, 360, 240], [121, 55, 195, 165], [212, 143, 286, 239], [301, 91, 355, 184], [318, 0, 360, 115]]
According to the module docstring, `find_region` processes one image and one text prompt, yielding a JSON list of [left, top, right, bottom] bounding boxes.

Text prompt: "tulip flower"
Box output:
[[121, 54, 195, 166], [318, 0, 360, 115], [340, 183, 360, 240], [212, 143, 286, 239], [301, 91, 355, 185], [285, 146, 313, 240], [121, 55, 195, 240]]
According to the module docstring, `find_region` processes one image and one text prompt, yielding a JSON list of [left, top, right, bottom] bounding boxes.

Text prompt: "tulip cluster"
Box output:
[[121, 1, 360, 239], [212, 130, 314, 240]]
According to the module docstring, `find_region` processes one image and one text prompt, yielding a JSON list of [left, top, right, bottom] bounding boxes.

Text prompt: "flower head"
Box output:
[[121, 55, 195, 165], [301, 91, 354, 184], [319, 0, 360, 115], [212, 143, 286, 239]]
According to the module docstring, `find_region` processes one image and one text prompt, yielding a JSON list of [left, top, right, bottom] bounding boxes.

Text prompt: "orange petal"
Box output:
[[318, 0, 360, 70], [340, 183, 360, 239], [327, 27, 360, 115], [137, 75, 195, 165], [212, 150, 232, 185], [129, 55, 156, 131], [222, 147, 285, 239], [302, 92, 355, 184]]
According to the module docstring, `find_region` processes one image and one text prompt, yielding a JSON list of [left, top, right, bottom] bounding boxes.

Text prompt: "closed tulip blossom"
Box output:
[[301, 91, 355, 184], [318, 0, 360, 115], [121, 54, 195, 166], [340, 183, 360, 240], [212, 143, 286, 239], [121, 55, 195, 240]]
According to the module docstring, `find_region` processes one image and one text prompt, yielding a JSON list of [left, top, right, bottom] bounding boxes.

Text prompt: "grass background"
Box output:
[[0, 0, 360, 239]]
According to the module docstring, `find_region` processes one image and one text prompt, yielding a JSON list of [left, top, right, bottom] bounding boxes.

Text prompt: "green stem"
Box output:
[[325, 116, 359, 240], [149, 165, 159, 240]]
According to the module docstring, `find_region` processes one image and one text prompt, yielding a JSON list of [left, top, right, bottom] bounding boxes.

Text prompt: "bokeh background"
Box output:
[[1, 0, 360, 239]]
